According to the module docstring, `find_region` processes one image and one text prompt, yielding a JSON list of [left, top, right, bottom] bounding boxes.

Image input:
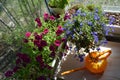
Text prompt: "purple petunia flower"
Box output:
[[35, 18, 42, 27], [36, 55, 43, 63], [50, 51, 56, 58], [64, 13, 71, 21], [17, 53, 31, 64], [16, 58, 21, 64], [35, 34, 43, 40], [49, 44, 55, 51], [13, 66, 20, 73], [37, 76, 46, 80], [4, 70, 13, 77], [40, 40, 48, 47], [23, 38, 29, 43]]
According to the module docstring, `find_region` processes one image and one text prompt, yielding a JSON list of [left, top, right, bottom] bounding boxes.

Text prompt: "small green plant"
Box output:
[[48, 0, 69, 9]]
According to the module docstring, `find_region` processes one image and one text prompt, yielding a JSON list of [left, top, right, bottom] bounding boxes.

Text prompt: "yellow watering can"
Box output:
[[61, 50, 111, 75]]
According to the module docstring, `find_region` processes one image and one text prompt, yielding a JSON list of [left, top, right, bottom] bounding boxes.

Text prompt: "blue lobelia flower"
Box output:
[[91, 32, 98, 43], [97, 47, 100, 51], [87, 21, 93, 26], [80, 22, 83, 27], [100, 40, 108, 46], [94, 15, 100, 20], [80, 12, 86, 17], [109, 16, 115, 25], [73, 10, 81, 16], [66, 30, 71, 35], [105, 29, 110, 35], [95, 8, 99, 13], [109, 25, 114, 32], [79, 31, 83, 35], [74, 47, 78, 52], [76, 9, 81, 14], [78, 54, 85, 62], [94, 13, 100, 20]]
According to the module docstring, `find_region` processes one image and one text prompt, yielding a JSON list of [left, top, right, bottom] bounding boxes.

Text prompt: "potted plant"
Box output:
[[48, 0, 69, 15], [4, 13, 67, 80], [63, 4, 114, 63]]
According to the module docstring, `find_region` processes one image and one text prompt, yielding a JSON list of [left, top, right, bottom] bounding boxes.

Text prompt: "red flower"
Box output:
[[25, 32, 31, 38], [35, 34, 42, 40], [56, 25, 63, 36], [61, 38, 66, 42], [58, 25, 62, 29], [50, 15, 55, 21], [50, 51, 56, 58], [35, 18, 42, 27], [54, 40, 61, 47], [40, 40, 48, 47], [33, 40, 39, 46], [17, 53, 31, 64], [43, 29, 49, 35], [16, 58, 21, 64], [44, 12, 49, 21], [49, 44, 55, 51], [23, 38, 29, 43], [13, 66, 20, 73], [36, 55, 43, 63], [56, 29, 63, 36]]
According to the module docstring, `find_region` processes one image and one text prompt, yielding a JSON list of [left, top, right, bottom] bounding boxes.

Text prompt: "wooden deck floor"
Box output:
[[58, 41, 120, 80]]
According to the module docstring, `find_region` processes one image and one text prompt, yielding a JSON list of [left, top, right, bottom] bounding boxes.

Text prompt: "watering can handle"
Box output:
[[98, 49, 111, 60]]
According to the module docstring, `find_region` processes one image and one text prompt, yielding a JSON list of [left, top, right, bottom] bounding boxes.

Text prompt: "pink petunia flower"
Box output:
[[57, 25, 62, 29], [44, 13, 49, 21], [56, 25, 63, 36], [25, 32, 31, 38], [50, 15, 55, 21], [54, 40, 61, 47], [43, 29, 49, 35]]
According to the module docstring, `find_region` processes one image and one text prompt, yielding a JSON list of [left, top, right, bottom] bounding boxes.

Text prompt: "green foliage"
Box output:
[[4, 13, 66, 79], [48, 0, 69, 9], [63, 4, 114, 53]]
